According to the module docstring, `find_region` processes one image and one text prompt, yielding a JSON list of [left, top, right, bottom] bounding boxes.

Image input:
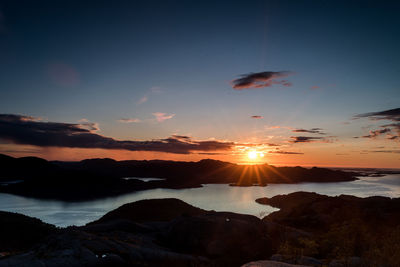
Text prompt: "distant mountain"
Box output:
[[0, 154, 357, 201]]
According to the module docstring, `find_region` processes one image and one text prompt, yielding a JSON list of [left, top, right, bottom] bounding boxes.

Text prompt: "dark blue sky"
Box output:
[[0, 0, 399, 166]]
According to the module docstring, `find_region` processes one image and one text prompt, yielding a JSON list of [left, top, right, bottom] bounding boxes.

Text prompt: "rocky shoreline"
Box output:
[[1, 192, 399, 266]]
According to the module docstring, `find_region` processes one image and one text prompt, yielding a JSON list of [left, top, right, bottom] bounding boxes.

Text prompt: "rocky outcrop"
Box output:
[[89, 198, 206, 224], [0, 198, 272, 267], [241, 260, 310, 267], [256, 192, 400, 267], [0, 211, 55, 252], [1, 194, 398, 266], [256, 192, 400, 232]]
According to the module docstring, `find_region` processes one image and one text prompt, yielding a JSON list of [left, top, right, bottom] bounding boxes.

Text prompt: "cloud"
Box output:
[[289, 136, 325, 143], [138, 96, 148, 104], [251, 115, 263, 119], [231, 71, 293, 90], [153, 112, 175, 122], [310, 86, 320, 90], [197, 152, 227, 155], [47, 63, 80, 87], [292, 128, 326, 135], [150, 86, 162, 93], [137, 87, 162, 105], [361, 128, 392, 139], [269, 150, 304, 155], [354, 108, 400, 141], [118, 118, 141, 123], [354, 108, 400, 121], [267, 143, 281, 146], [77, 119, 99, 132], [369, 150, 400, 154], [265, 125, 291, 130], [0, 114, 236, 154], [171, 134, 191, 140]]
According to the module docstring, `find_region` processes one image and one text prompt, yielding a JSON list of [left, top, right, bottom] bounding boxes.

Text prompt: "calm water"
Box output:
[[0, 174, 399, 227]]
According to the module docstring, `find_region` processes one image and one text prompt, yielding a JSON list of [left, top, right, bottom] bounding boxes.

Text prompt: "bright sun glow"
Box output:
[[247, 151, 265, 160], [248, 151, 258, 160]]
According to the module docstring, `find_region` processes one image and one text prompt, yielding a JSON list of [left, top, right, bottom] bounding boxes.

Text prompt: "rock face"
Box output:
[[0, 198, 272, 267]]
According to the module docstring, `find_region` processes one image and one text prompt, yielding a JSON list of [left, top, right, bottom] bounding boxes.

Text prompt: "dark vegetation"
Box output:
[[0, 193, 399, 266], [257, 192, 400, 266], [0, 154, 357, 201]]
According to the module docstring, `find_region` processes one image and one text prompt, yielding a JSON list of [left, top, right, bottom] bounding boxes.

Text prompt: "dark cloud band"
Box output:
[[354, 108, 400, 121], [0, 114, 235, 154], [354, 108, 400, 141], [232, 71, 293, 90], [292, 128, 326, 135], [289, 136, 325, 143]]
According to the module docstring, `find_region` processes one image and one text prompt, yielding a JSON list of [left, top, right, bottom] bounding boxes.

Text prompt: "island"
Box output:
[[0, 154, 358, 201]]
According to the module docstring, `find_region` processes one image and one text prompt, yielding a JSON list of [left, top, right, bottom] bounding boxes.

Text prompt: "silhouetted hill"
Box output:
[[0, 211, 56, 253], [257, 192, 400, 232], [0, 154, 60, 182], [1, 195, 399, 266], [0, 154, 358, 201], [90, 198, 206, 224], [256, 192, 400, 266]]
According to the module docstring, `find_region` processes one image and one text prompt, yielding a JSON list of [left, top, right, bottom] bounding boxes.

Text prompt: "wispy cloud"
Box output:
[[369, 150, 400, 154], [267, 143, 281, 147], [118, 118, 141, 123], [0, 114, 235, 154], [137, 86, 162, 105], [289, 136, 325, 143], [269, 150, 304, 155], [292, 128, 326, 135], [354, 108, 400, 141], [137, 96, 148, 104], [354, 108, 400, 121], [361, 128, 392, 139], [265, 125, 290, 130], [231, 71, 293, 90], [77, 118, 99, 132], [251, 115, 263, 119], [153, 112, 175, 122]]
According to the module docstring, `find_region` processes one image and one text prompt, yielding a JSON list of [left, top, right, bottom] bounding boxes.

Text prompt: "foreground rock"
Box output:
[[257, 192, 400, 266], [0, 211, 56, 253], [242, 260, 310, 267], [0, 199, 271, 267], [1, 194, 399, 266], [256, 192, 400, 232]]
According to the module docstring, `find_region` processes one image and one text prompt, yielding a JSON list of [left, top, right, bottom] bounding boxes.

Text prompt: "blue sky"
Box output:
[[0, 0, 399, 166]]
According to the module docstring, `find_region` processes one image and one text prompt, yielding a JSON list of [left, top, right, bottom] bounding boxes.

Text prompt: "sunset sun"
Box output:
[[248, 151, 257, 160]]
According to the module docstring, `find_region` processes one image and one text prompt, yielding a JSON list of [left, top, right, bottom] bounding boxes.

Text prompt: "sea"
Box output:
[[0, 172, 399, 227]]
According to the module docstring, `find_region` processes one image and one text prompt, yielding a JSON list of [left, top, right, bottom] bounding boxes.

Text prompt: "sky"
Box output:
[[0, 0, 399, 167]]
